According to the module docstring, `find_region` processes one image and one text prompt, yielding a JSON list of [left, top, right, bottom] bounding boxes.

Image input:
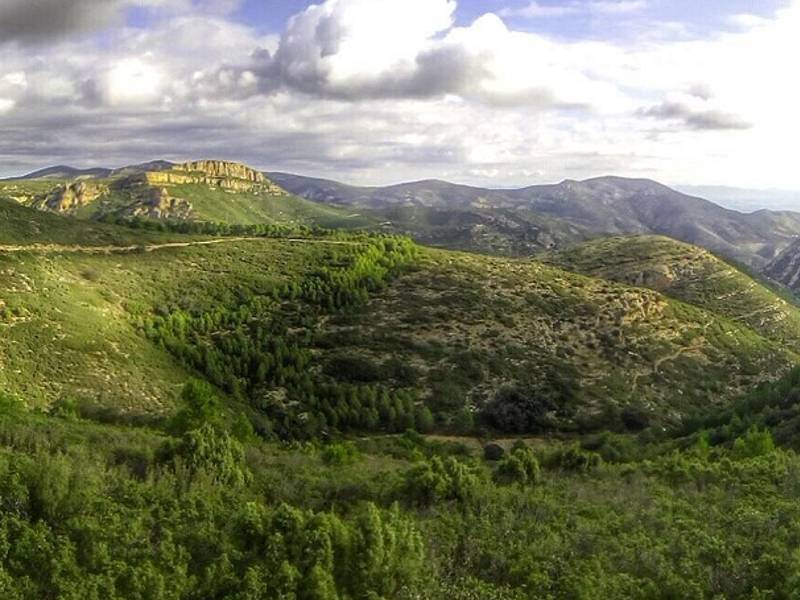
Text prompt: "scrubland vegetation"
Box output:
[[4, 197, 800, 597]]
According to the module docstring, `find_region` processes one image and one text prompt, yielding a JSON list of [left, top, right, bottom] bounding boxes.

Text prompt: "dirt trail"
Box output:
[[0, 236, 357, 255], [632, 319, 714, 390]]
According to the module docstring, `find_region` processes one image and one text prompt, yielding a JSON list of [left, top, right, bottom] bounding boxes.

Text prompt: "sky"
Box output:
[[0, 0, 797, 189]]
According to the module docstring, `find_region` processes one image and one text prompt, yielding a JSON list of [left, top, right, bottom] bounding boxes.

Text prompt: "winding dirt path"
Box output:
[[0, 236, 357, 255]]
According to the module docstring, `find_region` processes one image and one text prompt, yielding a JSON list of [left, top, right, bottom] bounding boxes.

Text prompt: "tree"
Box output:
[[494, 447, 541, 486], [414, 406, 434, 433], [732, 426, 774, 460], [169, 379, 222, 435]]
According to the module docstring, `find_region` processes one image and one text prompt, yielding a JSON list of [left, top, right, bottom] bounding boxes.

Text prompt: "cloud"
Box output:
[[640, 101, 752, 131], [0, 0, 241, 44], [209, 2, 629, 111], [0, 0, 124, 43], [499, 1, 647, 19], [0, 0, 798, 190]]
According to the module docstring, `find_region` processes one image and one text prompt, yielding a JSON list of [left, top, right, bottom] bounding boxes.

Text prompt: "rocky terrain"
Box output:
[[2, 160, 332, 224], [31, 180, 108, 214], [765, 239, 800, 292], [271, 172, 800, 269], [137, 160, 286, 195]]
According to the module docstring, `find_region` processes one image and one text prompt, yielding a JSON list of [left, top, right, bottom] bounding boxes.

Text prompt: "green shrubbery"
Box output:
[[146, 236, 422, 440]]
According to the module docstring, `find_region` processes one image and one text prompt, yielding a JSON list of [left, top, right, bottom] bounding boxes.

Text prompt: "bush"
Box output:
[[732, 426, 775, 460], [546, 443, 602, 473], [483, 443, 505, 461], [183, 424, 250, 485], [324, 354, 384, 383], [494, 447, 541, 485], [321, 442, 360, 466], [168, 379, 222, 435], [483, 384, 556, 434], [403, 457, 480, 506]]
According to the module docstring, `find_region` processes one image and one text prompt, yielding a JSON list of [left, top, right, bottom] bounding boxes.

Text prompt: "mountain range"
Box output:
[[5, 158, 800, 596], [271, 171, 800, 269], [7, 158, 800, 294]]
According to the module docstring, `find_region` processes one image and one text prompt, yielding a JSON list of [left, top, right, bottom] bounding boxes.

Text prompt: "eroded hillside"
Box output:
[[542, 235, 800, 349], [1, 160, 376, 229]]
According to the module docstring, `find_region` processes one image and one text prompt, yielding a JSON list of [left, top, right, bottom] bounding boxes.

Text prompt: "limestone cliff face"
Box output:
[[137, 160, 284, 195], [179, 160, 265, 183], [125, 187, 193, 220], [33, 181, 106, 214]]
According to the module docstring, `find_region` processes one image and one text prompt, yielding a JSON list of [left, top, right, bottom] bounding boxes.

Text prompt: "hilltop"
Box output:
[[1, 160, 376, 230], [272, 172, 800, 268], [542, 235, 800, 349]]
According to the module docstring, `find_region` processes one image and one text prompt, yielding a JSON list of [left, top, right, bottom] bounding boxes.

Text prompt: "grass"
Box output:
[[1, 175, 380, 231], [0, 196, 179, 246], [166, 183, 378, 229]]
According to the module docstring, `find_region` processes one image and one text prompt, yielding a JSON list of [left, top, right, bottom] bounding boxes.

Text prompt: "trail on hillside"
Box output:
[[0, 236, 358, 255]]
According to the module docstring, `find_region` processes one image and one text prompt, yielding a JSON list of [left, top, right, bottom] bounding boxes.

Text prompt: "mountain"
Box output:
[[1, 160, 377, 230], [272, 172, 800, 268], [14, 165, 114, 180], [764, 239, 800, 292], [9, 161, 800, 271]]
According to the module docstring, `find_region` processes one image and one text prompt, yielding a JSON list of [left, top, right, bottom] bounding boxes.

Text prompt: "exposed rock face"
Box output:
[[33, 181, 106, 214], [125, 187, 193, 220], [180, 160, 265, 183], [765, 240, 800, 291], [137, 160, 284, 195]]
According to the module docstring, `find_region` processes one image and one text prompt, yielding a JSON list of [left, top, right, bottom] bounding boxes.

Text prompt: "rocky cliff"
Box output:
[[138, 160, 284, 195], [765, 240, 800, 291], [32, 181, 107, 214]]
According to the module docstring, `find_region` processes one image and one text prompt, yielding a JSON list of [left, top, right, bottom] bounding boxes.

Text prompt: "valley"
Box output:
[[3, 159, 800, 598]]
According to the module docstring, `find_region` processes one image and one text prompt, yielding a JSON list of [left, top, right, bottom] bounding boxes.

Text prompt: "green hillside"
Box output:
[[542, 235, 800, 349], [0, 162, 379, 232], [5, 202, 800, 598], [0, 196, 174, 246], [2, 205, 797, 433], [159, 183, 378, 228]]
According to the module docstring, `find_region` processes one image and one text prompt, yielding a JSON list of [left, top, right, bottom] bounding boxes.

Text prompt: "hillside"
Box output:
[[1, 160, 376, 231], [4, 199, 800, 598], [0, 196, 177, 246], [11, 162, 800, 268], [764, 239, 800, 293], [272, 172, 800, 268], [1, 203, 796, 433], [542, 235, 800, 349]]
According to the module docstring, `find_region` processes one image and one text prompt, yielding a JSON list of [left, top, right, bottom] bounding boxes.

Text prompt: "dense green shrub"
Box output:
[[403, 457, 480, 506], [494, 446, 541, 485]]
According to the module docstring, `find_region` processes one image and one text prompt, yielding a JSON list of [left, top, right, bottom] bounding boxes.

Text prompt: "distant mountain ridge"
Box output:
[[270, 172, 800, 269], [7, 161, 800, 270]]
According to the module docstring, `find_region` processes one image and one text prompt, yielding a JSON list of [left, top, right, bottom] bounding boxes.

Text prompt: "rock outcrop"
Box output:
[[136, 160, 284, 195], [125, 187, 193, 220], [33, 181, 107, 214], [765, 240, 800, 291]]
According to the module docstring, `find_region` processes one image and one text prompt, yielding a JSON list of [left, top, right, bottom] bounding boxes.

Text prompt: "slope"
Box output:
[[1, 160, 378, 231], [541, 235, 800, 349], [764, 238, 800, 293], [316, 247, 796, 432], [273, 172, 800, 267], [2, 200, 797, 432]]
